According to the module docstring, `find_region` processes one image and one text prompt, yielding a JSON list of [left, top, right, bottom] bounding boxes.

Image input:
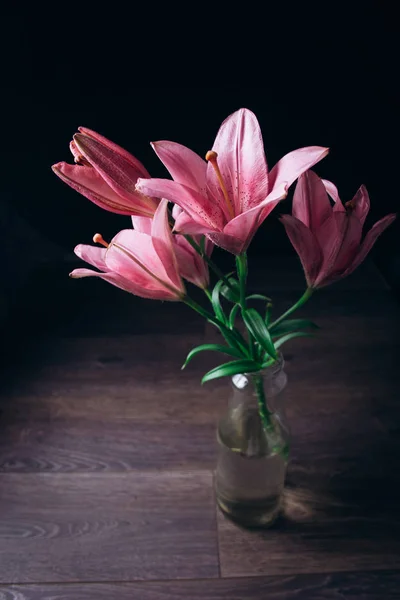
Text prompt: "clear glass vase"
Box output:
[[215, 355, 289, 527]]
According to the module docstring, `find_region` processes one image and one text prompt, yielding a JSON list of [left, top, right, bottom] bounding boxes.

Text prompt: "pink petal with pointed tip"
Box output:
[[172, 204, 184, 220], [207, 108, 269, 215], [136, 178, 223, 230], [220, 183, 288, 254], [174, 235, 209, 288], [268, 146, 329, 192], [74, 133, 158, 213], [314, 213, 362, 287], [131, 215, 153, 234], [151, 199, 183, 293], [292, 171, 332, 232], [69, 140, 80, 160], [78, 127, 151, 178], [322, 178, 342, 206], [107, 229, 184, 297], [343, 213, 397, 277], [173, 210, 216, 235], [70, 267, 177, 299], [280, 215, 323, 287], [53, 162, 155, 216], [151, 141, 207, 192], [74, 244, 107, 270], [351, 185, 370, 227]]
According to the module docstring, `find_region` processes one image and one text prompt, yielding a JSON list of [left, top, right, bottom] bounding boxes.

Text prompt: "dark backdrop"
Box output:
[[2, 2, 399, 286]]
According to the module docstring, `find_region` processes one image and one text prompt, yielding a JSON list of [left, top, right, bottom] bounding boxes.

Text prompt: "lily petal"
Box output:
[[268, 146, 329, 192], [174, 235, 210, 288], [74, 244, 107, 270], [74, 132, 158, 214], [292, 171, 332, 232], [280, 215, 323, 287], [131, 215, 153, 234], [314, 212, 362, 287], [151, 199, 184, 293], [70, 267, 176, 299], [207, 108, 269, 214], [136, 178, 224, 230], [343, 213, 397, 277], [351, 185, 370, 227], [173, 210, 216, 235], [52, 162, 142, 215], [151, 141, 207, 192], [78, 127, 151, 177], [322, 178, 346, 212], [218, 183, 288, 254]]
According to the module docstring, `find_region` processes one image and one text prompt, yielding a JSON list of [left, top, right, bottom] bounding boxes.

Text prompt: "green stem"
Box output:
[[183, 296, 249, 356], [268, 287, 314, 331], [184, 235, 235, 292], [236, 253, 248, 310], [252, 373, 274, 432], [236, 253, 257, 360]]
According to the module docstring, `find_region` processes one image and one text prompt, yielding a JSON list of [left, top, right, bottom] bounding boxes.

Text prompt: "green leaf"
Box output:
[[220, 277, 241, 303], [242, 308, 278, 359], [274, 331, 314, 349], [199, 235, 206, 254], [246, 294, 272, 302], [264, 302, 273, 326], [211, 280, 226, 324], [228, 304, 240, 329], [269, 319, 319, 335], [182, 343, 245, 369], [207, 319, 249, 356], [201, 359, 261, 384]]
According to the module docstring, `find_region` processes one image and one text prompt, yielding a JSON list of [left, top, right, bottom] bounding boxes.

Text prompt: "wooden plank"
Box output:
[[217, 452, 400, 577], [0, 472, 218, 583], [1, 301, 398, 473], [2, 570, 400, 598]]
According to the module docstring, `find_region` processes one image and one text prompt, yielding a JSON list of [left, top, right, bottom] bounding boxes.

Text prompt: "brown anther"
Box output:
[[345, 199, 356, 212], [205, 150, 218, 162], [93, 233, 109, 248]]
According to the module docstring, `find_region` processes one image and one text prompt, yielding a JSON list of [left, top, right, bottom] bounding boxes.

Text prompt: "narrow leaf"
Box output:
[[220, 277, 241, 303], [201, 359, 261, 384], [212, 280, 226, 323], [269, 319, 319, 335], [274, 331, 314, 349], [242, 308, 277, 359], [182, 343, 245, 369], [229, 304, 240, 329], [208, 319, 249, 356], [265, 302, 273, 326], [246, 294, 272, 302]]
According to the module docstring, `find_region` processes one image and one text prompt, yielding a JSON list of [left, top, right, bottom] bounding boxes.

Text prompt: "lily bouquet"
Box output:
[[53, 108, 395, 434]]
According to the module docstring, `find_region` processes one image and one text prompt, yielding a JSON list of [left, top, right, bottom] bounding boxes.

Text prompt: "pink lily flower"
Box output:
[[135, 108, 329, 254], [70, 199, 185, 301], [132, 206, 212, 289], [280, 170, 396, 288], [52, 127, 159, 217]]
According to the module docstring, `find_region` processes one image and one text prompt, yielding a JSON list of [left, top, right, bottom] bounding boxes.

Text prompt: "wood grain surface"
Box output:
[[0, 258, 399, 597]]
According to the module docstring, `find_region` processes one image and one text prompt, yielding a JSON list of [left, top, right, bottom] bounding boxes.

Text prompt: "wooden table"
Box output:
[[0, 257, 399, 598]]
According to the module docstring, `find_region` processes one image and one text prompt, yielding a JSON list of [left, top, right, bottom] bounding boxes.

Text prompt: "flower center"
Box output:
[[93, 233, 109, 248], [205, 150, 235, 219]]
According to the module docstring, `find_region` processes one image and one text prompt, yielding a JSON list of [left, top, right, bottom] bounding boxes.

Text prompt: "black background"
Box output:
[[2, 3, 399, 285]]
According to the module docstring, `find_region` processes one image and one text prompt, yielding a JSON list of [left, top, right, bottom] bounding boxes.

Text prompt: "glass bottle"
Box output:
[[215, 354, 289, 527]]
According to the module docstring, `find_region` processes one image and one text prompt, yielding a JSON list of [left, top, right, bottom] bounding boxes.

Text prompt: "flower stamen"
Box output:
[[345, 199, 356, 213], [205, 150, 235, 219], [93, 233, 109, 248]]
